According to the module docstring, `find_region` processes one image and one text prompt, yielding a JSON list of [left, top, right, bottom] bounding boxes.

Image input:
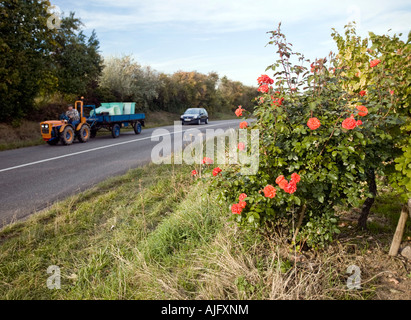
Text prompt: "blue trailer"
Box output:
[[87, 107, 146, 139], [40, 99, 145, 145]]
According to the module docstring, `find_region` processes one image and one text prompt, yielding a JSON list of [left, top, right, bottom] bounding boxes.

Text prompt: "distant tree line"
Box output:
[[0, 1, 256, 122]]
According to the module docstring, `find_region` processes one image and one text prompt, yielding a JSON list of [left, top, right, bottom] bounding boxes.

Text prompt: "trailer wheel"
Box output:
[[78, 124, 90, 143], [111, 124, 121, 138], [134, 122, 142, 134], [61, 126, 75, 145]]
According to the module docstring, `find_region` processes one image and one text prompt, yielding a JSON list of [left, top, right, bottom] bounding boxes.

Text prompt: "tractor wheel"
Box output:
[[90, 129, 97, 138], [134, 122, 142, 135], [61, 126, 75, 145], [78, 124, 90, 143], [111, 124, 121, 138]]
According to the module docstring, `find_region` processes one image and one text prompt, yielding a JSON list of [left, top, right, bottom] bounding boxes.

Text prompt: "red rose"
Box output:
[[202, 157, 214, 165], [291, 173, 301, 183], [212, 167, 222, 176], [275, 175, 285, 185], [272, 97, 284, 107], [239, 193, 247, 201], [356, 105, 368, 117], [235, 106, 243, 117], [342, 116, 357, 130], [370, 59, 381, 68], [239, 121, 248, 129], [258, 84, 269, 93], [278, 179, 288, 190], [263, 185, 276, 198], [239, 201, 247, 209], [191, 170, 197, 176], [390, 90, 394, 95], [231, 203, 242, 214], [356, 120, 363, 126], [284, 181, 297, 194], [307, 117, 321, 130], [257, 74, 274, 85], [359, 90, 366, 97], [238, 142, 245, 151]]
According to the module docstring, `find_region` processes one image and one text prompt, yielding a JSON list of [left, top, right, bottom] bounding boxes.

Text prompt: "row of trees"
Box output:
[[0, 1, 256, 122], [97, 56, 257, 114]]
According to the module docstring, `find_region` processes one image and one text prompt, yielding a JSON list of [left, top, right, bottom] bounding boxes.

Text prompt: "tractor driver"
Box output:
[[66, 104, 80, 122]]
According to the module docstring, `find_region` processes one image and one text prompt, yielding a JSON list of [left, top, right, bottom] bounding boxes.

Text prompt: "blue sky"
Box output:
[[51, 0, 411, 86]]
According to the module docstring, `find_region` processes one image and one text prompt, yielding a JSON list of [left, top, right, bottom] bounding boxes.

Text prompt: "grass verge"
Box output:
[[0, 162, 409, 299]]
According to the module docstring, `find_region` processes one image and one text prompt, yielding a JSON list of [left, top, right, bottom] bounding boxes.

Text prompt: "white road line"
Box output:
[[0, 123, 233, 173]]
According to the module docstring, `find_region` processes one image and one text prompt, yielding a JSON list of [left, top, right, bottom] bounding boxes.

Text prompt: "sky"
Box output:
[[51, 0, 411, 86]]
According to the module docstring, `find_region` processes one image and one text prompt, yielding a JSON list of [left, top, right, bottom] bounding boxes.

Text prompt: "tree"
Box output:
[[52, 12, 103, 99], [0, 0, 55, 121], [99, 55, 159, 110]]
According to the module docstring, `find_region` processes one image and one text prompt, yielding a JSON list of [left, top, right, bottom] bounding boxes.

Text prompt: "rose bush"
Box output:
[[209, 23, 410, 248]]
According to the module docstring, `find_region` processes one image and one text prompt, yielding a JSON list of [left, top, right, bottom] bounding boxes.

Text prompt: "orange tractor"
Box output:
[[40, 98, 91, 145]]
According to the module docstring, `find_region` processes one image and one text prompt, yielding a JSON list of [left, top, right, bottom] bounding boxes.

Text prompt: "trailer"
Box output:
[[87, 112, 146, 139], [40, 98, 145, 145]]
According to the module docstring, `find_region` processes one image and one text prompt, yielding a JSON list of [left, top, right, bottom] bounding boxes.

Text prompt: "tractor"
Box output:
[[40, 98, 91, 146]]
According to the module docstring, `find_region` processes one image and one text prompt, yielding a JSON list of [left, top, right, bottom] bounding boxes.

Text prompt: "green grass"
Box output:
[[0, 161, 409, 300], [0, 138, 45, 151], [366, 189, 411, 239], [0, 162, 227, 299]]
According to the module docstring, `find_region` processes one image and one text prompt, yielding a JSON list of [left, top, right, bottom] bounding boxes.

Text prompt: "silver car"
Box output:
[[180, 108, 209, 125]]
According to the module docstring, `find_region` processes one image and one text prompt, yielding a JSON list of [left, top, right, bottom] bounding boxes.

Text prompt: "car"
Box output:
[[180, 108, 208, 125]]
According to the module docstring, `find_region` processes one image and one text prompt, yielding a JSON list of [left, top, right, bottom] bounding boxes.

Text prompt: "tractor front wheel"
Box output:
[[78, 124, 90, 143], [61, 126, 75, 145]]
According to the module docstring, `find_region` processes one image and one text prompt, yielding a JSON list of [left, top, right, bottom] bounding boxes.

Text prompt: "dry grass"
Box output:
[[0, 121, 43, 151], [0, 159, 409, 300]]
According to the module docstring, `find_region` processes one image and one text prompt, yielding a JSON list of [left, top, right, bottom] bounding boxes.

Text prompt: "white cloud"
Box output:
[[63, 0, 411, 35], [54, 0, 411, 85]]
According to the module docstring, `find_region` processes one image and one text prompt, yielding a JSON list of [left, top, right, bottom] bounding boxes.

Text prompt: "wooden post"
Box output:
[[388, 199, 411, 257]]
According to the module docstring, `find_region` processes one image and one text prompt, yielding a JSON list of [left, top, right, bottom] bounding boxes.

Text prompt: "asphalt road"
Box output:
[[0, 119, 242, 225]]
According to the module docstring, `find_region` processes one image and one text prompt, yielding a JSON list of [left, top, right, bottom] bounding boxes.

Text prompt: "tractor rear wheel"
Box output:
[[78, 124, 90, 143], [61, 126, 75, 145], [111, 124, 121, 138]]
